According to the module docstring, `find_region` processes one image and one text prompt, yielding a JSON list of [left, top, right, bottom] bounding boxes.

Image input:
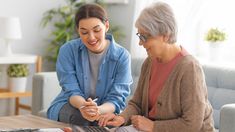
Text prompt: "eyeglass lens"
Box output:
[[136, 33, 147, 42]]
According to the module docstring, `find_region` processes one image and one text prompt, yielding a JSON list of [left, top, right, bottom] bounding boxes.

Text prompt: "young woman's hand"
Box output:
[[131, 115, 154, 132], [79, 98, 100, 121], [98, 113, 125, 127]]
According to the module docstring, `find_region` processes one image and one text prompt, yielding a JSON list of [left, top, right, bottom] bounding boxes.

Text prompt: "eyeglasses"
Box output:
[[136, 33, 150, 42]]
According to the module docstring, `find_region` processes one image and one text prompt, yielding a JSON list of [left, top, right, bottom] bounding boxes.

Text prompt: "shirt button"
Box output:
[[157, 102, 162, 107]]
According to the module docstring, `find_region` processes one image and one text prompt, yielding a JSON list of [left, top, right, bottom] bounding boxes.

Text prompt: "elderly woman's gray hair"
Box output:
[[135, 2, 177, 44]]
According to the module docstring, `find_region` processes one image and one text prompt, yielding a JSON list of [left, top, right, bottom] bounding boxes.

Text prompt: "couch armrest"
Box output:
[[32, 72, 60, 116], [219, 103, 235, 132]]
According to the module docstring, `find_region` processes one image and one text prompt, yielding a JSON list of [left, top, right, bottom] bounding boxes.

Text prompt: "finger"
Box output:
[[63, 127, 72, 132], [94, 114, 100, 121], [84, 107, 98, 111], [80, 110, 90, 118], [131, 117, 136, 124], [87, 98, 93, 101], [106, 120, 117, 126], [102, 116, 110, 127], [98, 114, 111, 126], [98, 116, 105, 126], [131, 115, 140, 124], [101, 115, 112, 127], [83, 98, 97, 105], [88, 112, 97, 117], [131, 115, 137, 120], [98, 115, 110, 126], [86, 98, 98, 106], [83, 101, 94, 106], [90, 101, 97, 106], [84, 102, 97, 107], [98, 118, 102, 126], [107, 120, 121, 127], [85, 105, 98, 110], [85, 110, 98, 116], [84, 107, 98, 114]]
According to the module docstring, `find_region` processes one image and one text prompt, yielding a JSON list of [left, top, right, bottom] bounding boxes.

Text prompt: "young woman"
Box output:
[[98, 2, 215, 132], [47, 3, 132, 126]]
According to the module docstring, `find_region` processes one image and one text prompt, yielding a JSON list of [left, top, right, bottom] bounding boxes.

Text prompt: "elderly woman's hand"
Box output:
[[98, 113, 125, 127], [63, 127, 72, 132], [131, 115, 154, 132]]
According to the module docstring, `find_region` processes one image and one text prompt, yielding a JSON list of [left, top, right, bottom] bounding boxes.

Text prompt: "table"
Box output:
[[0, 114, 69, 129], [0, 54, 42, 115]]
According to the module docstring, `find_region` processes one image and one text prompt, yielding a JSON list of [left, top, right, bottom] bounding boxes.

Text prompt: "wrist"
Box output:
[[120, 116, 126, 125], [116, 115, 125, 125], [150, 121, 154, 132], [78, 101, 86, 110], [97, 106, 103, 115]]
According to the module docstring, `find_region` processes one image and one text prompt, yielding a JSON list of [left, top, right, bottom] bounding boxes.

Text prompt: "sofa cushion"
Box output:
[[32, 72, 61, 115], [203, 65, 235, 129], [130, 58, 144, 95]]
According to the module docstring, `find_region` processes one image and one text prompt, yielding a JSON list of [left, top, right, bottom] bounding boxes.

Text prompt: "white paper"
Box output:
[[38, 128, 64, 132]]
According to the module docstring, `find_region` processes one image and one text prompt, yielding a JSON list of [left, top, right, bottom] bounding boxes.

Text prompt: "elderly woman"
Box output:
[[98, 2, 215, 132]]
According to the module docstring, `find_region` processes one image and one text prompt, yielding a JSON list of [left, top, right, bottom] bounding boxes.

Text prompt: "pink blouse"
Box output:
[[148, 46, 189, 118]]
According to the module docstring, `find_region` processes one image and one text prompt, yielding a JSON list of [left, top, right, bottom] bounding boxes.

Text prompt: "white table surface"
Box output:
[[0, 54, 37, 64]]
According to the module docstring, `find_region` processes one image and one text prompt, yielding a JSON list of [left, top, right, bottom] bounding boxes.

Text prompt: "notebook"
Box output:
[[71, 125, 109, 132], [113, 125, 140, 132], [0, 128, 63, 132]]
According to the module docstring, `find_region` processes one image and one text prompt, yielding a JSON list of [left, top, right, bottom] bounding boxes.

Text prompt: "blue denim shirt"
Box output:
[[47, 34, 133, 120]]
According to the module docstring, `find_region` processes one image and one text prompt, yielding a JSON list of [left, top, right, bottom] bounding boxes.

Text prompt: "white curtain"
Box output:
[[130, 0, 210, 58], [198, 0, 235, 61], [130, 0, 153, 58]]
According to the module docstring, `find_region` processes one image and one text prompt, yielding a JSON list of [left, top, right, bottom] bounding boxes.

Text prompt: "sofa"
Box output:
[[32, 58, 235, 132]]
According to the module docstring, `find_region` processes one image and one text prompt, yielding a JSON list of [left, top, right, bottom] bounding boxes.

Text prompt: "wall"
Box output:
[[0, 0, 65, 57], [0, 0, 65, 116], [106, 0, 135, 50], [106, 0, 148, 58]]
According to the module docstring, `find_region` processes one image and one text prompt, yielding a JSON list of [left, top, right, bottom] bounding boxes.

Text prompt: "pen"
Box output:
[[92, 98, 98, 102], [79, 97, 98, 109]]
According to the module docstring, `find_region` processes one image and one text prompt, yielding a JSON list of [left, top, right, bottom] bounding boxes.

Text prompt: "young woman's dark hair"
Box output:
[[75, 3, 108, 28]]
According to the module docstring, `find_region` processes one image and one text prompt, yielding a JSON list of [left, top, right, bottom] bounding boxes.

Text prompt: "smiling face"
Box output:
[[78, 17, 109, 53], [137, 29, 167, 59]]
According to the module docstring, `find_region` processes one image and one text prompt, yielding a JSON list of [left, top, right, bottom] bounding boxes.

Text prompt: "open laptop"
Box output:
[[71, 125, 109, 132], [70, 125, 139, 132]]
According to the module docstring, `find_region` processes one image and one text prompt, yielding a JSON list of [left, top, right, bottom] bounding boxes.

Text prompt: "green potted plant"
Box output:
[[41, 0, 125, 67], [205, 28, 226, 42], [204, 28, 226, 61], [7, 64, 29, 92]]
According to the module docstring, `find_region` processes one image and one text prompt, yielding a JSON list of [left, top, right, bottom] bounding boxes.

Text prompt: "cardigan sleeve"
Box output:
[[120, 58, 151, 125]]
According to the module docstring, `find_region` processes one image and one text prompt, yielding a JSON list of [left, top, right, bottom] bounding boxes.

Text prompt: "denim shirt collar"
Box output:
[[78, 34, 121, 61]]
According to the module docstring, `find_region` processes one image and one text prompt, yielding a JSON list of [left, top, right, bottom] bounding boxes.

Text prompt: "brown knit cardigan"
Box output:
[[120, 55, 215, 132]]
